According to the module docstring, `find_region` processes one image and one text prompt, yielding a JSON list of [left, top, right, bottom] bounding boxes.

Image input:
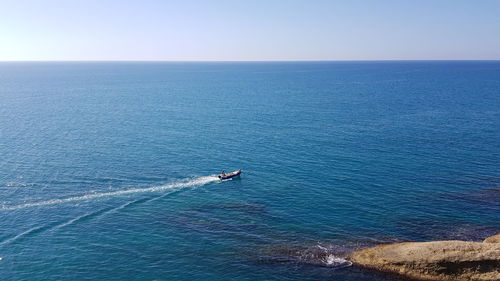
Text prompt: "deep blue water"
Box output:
[[0, 61, 499, 281]]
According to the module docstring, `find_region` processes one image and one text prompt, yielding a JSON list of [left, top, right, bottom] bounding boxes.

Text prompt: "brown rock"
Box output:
[[350, 234, 500, 281], [484, 234, 500, 244]]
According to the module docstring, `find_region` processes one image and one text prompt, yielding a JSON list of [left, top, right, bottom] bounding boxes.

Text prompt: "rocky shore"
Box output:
[[350, 233, 500, 281]]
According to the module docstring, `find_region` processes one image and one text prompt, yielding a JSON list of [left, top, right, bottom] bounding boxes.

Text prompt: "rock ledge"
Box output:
[[350, 233, 500, 281]]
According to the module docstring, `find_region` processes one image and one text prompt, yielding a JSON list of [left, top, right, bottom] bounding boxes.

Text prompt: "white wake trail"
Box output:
[[1, 175, 219, 211]]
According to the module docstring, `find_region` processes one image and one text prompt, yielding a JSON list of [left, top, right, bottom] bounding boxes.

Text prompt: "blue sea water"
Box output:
[[0, 61, 499, 281]]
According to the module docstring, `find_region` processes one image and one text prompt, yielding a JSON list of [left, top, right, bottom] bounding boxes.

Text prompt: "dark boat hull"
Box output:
[[218, 169, 242, 180]]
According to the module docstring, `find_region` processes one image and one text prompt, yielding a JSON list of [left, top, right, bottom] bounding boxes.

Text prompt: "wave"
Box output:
[[1, 175, 219, 211], [324, 253, 352, 268], [52, 206, 117, 231], [0, 222, 60, 246], [259, 243, 353, 268]]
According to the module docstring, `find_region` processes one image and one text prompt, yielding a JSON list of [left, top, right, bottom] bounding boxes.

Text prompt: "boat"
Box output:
[[218, 169, 242, 180]]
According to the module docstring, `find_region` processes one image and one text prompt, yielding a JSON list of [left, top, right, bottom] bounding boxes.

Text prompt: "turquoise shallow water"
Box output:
[[0, 62, 499, 280]]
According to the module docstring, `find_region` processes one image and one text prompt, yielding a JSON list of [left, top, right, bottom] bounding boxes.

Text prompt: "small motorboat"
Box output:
[[218, 169, 242, 180]]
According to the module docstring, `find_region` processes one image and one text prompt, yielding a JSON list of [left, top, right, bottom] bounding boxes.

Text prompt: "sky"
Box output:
[[0, 0, 499, 61]]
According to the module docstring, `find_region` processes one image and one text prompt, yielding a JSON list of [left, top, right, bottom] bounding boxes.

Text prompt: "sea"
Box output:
[[0, 61, 499, 281]]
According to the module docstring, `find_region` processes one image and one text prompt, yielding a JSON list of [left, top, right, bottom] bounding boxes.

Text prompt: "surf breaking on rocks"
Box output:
[[1, 175, 219, 211]]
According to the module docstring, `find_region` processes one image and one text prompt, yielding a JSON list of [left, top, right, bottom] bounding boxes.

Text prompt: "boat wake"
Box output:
[[1, 175, 219, 211]]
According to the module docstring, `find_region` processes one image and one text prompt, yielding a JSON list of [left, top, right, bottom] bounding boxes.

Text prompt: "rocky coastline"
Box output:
[[350, 233, 500, 281]]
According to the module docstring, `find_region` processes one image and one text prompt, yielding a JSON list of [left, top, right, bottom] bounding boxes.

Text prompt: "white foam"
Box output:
[[1, 175, 219, 211], [316, 245, 327, 251], [316, 244, 353, 268], [325, 254, 352, 267]]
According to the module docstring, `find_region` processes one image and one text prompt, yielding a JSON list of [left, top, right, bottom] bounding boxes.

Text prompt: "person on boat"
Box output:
[[221, 170, 226, 176]]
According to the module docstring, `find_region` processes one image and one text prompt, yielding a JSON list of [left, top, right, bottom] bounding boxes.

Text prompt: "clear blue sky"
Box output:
[[1, 0, 499, 61]]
